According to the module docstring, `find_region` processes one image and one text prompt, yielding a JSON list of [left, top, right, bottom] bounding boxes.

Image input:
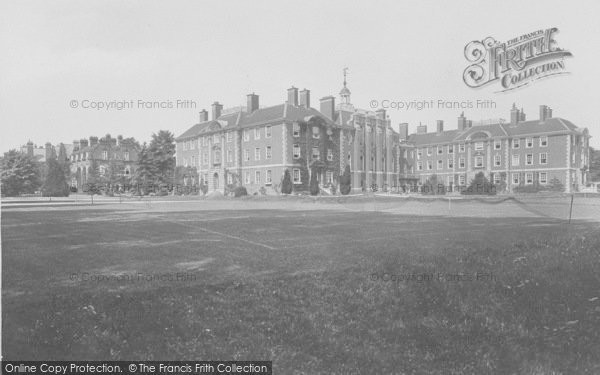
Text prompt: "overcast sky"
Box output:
[[1, 0, 599, 152]]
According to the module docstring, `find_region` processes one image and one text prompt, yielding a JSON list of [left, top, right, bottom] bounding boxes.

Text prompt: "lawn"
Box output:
[[2, 200, 600, 374]]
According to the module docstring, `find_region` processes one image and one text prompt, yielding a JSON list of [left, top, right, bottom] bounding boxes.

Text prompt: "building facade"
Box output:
[[175, 81, 401, 194], [400, 104, 591, 193], [70, 134, 140, 190]]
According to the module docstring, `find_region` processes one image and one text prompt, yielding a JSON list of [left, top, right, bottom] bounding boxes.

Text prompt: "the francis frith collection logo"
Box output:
[[463, 28, 572, 92]]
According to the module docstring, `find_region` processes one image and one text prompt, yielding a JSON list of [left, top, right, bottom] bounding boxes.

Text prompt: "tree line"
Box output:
[[1, 131, 179, 197]]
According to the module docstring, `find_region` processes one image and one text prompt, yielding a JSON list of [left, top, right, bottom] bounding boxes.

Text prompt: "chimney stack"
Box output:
[[510, 103, 520, 126], [80, 138, 89, 148], [546, 107, 552, 119], [287, 87, 298, 106], [89, 136, 98, 146], [45, 142, 52, 160], [199, 109, 208, 122], [436, 120, 444, 133], [211, 101, 223, 120], [519, 107, 526, 121], [417, 123, 428, 134], [467, 120, 473, 128], [247, 93, 259, 113], [299, 89, 310, 108], [319, 96, 335, 121], [398, 123, 408, 140], [458, 112, 467, 131]]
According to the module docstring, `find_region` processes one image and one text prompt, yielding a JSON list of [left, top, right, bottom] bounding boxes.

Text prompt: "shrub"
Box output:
[[259, 186, 267, 195], [421, 174, 445, 195], [340, 165, 351, 195], [200, 183, 208, 196], [330, 183, 337, 195], [281, 169, 292, 194], [461, 172, 496, 195], [233, 186, 248, 197], [547, 177, 564, 192], [224, 183, 236, 197]]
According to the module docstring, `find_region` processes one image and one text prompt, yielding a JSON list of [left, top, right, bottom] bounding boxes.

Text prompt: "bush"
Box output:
[[200, 183, 208, 196], [421, 174, 445, 195], [281, 169, 292, 194], [259, 186, 267, 195], [340, 165, 351, 195], [224, 183, 236, 197], [461, 172, 496, 195], [547, 177, 564, 192], [330, 183, 337, 195], [233, 186, 248, 197]]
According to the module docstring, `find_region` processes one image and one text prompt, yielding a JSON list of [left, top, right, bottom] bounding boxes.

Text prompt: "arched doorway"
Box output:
[[213, 172, 219, 190]]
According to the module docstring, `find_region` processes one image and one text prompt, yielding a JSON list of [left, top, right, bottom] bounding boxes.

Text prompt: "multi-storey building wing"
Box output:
[[176, 81, 401, 194], [70, 134, 140, 190], [401, 104, 591, 193]]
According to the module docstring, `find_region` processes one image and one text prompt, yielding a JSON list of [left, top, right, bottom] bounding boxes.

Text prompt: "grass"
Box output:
[[2, 202, 600, 374]]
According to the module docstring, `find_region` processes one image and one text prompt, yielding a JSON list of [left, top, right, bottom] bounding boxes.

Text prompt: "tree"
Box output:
[[85, 159, 102, 203], [57, 143, 71, 183], [42, 157, 69, 197], [461, 172, 496, 195], [281, 169, 293, 194], [421, 174, 445, 195], [133, 143, 157, 194], [309, 167, 319, 196], [1, 150, 42, 196], [339, 165, 352, 195], [148, 130, 176, 185]]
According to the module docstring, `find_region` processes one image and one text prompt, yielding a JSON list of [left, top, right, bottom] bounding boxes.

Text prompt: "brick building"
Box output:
[[175, 80, 401, 194], [399, 104, 591, 193], [70, 134, 140, 190]]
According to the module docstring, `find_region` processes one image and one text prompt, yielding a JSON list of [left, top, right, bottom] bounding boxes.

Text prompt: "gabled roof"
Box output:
[[501, 118, 578, 136], [408, 129, 461, 145], [408, 117, 585, 146], [176, 103, 337, 140]]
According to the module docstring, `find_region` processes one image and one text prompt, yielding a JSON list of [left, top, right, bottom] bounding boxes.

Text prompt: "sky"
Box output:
[[1, 0, 599, 152]]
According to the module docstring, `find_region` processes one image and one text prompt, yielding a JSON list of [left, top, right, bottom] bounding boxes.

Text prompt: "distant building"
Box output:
[[69, 134, 140, 190], [400, 104, 591, 193], [20, 141, 57, 163], [175, 78, 401, 194]]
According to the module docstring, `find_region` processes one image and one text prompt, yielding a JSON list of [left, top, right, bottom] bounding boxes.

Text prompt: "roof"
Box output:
[[408, 129, 462, 145], [408, 117, 585, 146], [176, 103, 337, 140]]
